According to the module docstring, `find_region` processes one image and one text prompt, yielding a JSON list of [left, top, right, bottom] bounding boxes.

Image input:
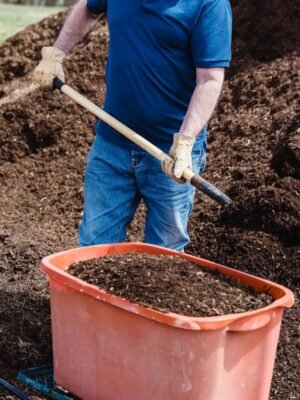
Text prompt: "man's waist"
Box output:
[[94, 120, 207, 152]]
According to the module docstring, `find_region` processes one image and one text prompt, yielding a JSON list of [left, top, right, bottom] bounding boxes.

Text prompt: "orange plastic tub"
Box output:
[[40, 242, 294, 400]]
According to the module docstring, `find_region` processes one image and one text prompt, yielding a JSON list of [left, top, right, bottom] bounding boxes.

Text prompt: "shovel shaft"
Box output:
[[53, 77, 231, 205]]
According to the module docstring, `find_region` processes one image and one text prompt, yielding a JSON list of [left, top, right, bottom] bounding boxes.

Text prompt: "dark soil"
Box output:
[[220, 178, 300, 245], [68, 253, 273, 317], [271, 131, 300, 180], [0, 1, 299, 399]]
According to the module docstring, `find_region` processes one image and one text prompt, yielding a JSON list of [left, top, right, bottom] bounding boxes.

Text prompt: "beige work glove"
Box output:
[[33, 46, 65, 88], [162, 133, 196, 184]]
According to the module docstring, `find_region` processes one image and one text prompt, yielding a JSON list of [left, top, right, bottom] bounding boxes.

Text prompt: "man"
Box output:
[[34, 0, 232, 252]]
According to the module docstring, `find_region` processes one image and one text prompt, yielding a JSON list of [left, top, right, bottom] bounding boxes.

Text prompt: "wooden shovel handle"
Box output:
[[53, 77, 232, 205]]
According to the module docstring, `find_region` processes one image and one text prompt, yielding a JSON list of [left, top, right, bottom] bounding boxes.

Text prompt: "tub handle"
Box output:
[[228, 312, 273, 332]]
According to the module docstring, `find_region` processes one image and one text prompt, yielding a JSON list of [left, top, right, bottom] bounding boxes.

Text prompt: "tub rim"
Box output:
[[40, 242, 294, 331]]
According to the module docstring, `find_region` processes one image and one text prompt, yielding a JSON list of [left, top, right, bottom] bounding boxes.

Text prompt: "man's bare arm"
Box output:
[[55, 0, 100, 54], [179, 68, 224, 138], [162, 68, 225, 180], [33, 0, 100, 87]]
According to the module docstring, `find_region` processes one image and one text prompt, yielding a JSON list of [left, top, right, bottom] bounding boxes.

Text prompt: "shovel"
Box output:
[[53, 77, 232, 206]]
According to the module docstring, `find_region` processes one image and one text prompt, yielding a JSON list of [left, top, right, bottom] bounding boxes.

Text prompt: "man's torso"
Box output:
[[89, 0, 231, 149]]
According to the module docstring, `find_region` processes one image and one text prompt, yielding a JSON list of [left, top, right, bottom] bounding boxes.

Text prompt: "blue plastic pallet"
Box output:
[[17, 365, 77, 400]]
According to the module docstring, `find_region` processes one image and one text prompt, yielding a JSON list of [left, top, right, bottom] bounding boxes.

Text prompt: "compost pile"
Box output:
[[69, 254, 272, 317], [0, 0, 299, 398]]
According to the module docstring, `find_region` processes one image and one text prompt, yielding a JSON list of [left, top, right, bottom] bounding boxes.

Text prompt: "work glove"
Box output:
[[162, 133, 196, 184], [33, 46, 65, 88]]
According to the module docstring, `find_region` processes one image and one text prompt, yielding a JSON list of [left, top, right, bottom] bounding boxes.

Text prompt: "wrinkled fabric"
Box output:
[[79, 135, 206, 252], [86, 0, 232, 150]]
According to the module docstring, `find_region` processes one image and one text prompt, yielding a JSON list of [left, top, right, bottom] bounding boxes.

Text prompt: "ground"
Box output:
[[0, 4, 65, 44], [0, 1, 299, 399]]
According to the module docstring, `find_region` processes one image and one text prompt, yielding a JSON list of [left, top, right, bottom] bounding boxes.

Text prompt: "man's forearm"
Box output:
[[180, 68, 224, 138], [54, 0, 99, 54]]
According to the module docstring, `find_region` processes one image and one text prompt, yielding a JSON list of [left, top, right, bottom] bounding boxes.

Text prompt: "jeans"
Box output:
[[79, 135, 206, 252]]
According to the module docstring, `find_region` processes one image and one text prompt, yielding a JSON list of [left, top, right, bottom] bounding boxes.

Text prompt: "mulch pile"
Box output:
[[68, 254, 273, 317], [0, 0, 299, 398]]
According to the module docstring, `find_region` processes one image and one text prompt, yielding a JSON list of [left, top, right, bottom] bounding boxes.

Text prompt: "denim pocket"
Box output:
[[192, 148, 207, 176], [86, 135, 114, 173]]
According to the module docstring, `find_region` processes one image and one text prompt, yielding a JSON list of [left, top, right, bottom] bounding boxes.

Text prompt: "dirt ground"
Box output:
[[0, 0, 299, 398]]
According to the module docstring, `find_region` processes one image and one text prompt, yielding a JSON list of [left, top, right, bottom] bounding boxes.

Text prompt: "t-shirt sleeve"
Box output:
[[191, 0, 232, 68], [86, 0, 107, 15]]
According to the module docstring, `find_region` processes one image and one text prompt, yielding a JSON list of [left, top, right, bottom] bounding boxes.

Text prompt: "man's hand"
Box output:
[[162, 133, 195, 183], [33, 0, 100, 89], [33, 46, 65, 88]]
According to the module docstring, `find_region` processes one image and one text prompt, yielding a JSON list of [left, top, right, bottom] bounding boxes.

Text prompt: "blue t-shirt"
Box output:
[[86, 0, 232, 151]]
